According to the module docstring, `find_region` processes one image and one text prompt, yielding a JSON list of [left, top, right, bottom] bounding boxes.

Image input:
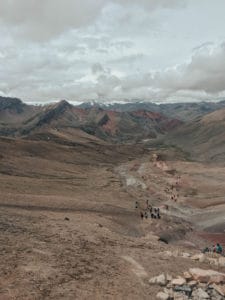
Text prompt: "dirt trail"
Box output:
[[116, 154, 225, 245], [122, 256, 148, 281]]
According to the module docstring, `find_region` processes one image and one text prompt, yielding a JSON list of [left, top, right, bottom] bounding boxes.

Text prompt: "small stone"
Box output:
[[218, 257, 225, 267], [166, 274, 173, 282], [163, 287, 173, 297], [149, 273, 167, 286], [207, 257, 218, 266], [212, 284, 225, 296], [198, 282, 207, 289], [182, 252, 191, 258], [183, 271, 192, 280], [173, 292, 189, 300], [167, 282, 173, 288], [174, 285, 192, 295], [188, 280, 197, 287], [171, 277, 186, 286], [162, 251, 173, 257], [156, 291, 170, 300], [191, 253, 206, 262], [192, 288, 210, 299]]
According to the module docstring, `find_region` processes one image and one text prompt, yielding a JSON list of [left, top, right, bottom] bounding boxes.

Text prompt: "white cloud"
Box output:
[[151, 42, 225, 94]]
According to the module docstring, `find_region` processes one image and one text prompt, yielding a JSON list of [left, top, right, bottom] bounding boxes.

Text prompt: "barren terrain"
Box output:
[[1, 130, 225, 299]]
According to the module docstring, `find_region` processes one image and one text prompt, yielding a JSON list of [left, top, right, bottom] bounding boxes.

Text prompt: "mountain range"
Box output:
[[0, 96, 182, 142], [2, 96, 225, 161]]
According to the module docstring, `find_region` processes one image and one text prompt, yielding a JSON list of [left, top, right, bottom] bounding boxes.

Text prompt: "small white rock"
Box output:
[[149, 273, 167, 286]]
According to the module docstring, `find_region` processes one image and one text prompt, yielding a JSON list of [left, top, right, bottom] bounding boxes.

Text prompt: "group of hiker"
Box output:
[[203, 243, 223, 255], [165, 176, 181, 203], [135, 199, 161, 220]]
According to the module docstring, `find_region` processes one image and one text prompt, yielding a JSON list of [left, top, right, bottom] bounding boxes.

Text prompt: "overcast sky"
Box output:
[[0, 0, 225, 104]]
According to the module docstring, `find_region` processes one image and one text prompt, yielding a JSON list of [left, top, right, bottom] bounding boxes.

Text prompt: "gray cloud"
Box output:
[[0, 0, 186, 41], [0, 0, 105, 41], [1, 0, 225, 103], [115, 0, 186, 10]]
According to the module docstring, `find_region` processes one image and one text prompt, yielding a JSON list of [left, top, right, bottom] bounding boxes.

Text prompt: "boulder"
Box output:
[[156, 292, 170, 300], [149, 273, 167, 286], [189, 268, 225, 284], [192, 288, 210, 299]]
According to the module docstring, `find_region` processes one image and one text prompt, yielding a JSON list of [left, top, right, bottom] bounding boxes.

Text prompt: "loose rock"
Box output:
[[192, 288, 210, 299], [171, 277, 186, 286], [189, 268, 225, 284], [218, 257, 225, 267], [149, 273, 167, 286], [156, 291, 170, 300], [211, 284, 225, 297]]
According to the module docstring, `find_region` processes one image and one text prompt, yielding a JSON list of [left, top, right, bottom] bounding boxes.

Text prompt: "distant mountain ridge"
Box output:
[[78, 100, 225, 122], [0, 97, 182, 142]]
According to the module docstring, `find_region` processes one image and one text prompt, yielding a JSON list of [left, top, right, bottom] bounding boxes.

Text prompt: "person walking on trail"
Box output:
[[140, 212, 144, 220], [144, 211, 148, 219], [216, 243, 223, 254]]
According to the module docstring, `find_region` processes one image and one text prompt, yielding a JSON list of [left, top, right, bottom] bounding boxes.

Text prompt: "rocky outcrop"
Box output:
[[149, 268, 225, 299]]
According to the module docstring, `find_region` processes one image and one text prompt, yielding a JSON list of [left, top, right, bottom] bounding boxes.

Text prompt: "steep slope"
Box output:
[[164, 107, 225, 161]]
